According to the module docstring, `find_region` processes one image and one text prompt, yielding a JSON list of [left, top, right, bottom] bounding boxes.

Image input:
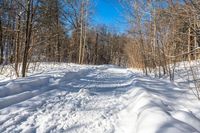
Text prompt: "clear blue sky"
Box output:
[[92, 0, 128, 33]]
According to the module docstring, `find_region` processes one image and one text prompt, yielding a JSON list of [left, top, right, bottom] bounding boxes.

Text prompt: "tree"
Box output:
[[0, 15, 3, 64], [22, 0, 35, 77]]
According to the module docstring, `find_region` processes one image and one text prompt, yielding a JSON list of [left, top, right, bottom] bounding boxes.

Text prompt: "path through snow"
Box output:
[[0, 64, 200, 133]]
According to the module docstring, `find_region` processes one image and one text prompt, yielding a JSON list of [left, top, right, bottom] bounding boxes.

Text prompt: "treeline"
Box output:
[[122, 0, 200, 80], [0, 0, 126, 77], [3, 0, 200, 81]]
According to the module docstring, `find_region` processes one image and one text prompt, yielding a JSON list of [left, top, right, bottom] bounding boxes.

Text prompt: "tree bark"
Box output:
[[94, 32, 98, 64], [188, 23, 191, 62], [15, 15, 21, 77], [0, 17, 3, 64], [22, 0, 32, 77], [78, 1, 83, 64]]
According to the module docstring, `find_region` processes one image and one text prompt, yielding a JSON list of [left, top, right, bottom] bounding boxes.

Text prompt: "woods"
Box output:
[[1, 0, 200, 81], [119, 0, 200, 99], [0, 0, 126, 77], [121, 0, 200, 78]]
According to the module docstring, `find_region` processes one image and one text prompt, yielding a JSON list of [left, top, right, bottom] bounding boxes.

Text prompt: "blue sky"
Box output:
[[92, 0, 128, 33]]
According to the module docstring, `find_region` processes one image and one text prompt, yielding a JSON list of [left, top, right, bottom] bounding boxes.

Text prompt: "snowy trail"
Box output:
[[0, 64, 200, 133]]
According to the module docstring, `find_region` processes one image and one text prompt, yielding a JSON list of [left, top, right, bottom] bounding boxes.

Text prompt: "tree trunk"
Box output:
[[94, 32, 98, 64], [79, 0, 84, 64], [194, 16, 197, 60], [22, 0, 32, 77], [188, 24, 191, 62], [0, 17, 3, 64], [15, 15, 21, 77], [81, 0, 88, 64], [56, 2, 60, 62]]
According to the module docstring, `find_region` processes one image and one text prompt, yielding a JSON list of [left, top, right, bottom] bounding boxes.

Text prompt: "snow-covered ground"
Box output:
[[0, 63, 200, 133]]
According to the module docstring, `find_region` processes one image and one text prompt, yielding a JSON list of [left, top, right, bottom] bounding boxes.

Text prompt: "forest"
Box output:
[[1, 0, 200, 79], [0, 0, 127, 77]]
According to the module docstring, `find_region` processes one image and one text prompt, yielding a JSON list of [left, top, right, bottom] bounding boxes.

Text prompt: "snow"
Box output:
[[0, 63, 200, 133]]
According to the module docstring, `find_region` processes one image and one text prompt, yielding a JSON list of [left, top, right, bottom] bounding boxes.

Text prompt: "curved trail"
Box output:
[[0, 64, 200, 133]]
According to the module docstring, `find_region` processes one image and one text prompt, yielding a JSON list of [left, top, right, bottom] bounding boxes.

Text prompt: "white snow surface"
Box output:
[[0, 63, 200, 133]]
